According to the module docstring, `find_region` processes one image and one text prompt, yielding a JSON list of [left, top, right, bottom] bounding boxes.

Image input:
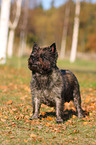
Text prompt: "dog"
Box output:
[[28, 43, 83, 123]]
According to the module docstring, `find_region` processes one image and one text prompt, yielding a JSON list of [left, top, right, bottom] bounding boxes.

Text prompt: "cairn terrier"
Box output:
[[28, 43, 83, 123]]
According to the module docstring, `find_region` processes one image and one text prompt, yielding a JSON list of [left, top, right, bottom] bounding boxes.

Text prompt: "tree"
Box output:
[[18, 0, 29, 57], [7, 0, 22, 58], [70, 0, 80, 62], [60, 0, 71, 59], [51, 0, 55, 8], [0, 0, 11, 64]]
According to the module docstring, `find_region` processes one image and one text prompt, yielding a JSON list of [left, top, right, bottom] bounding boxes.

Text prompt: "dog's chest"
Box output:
[[32, 75, 56, 106], [34, 74, 51, 89]]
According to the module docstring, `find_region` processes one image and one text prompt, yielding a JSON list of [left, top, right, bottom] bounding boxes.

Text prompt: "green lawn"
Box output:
[[0, 57, 96, 145]]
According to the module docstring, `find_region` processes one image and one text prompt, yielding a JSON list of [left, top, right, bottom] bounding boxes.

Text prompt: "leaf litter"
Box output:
[[0, 65, 96, 144]]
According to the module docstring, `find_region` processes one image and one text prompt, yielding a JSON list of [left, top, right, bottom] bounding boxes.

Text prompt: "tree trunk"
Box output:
[[60, 1, 70, 59], [7, 0, 22, 58], [19, 0, 29, 57], [70, 0, 80, 63], [7, 29, 15, 58], [19, 31, 26, 57], [0, 0, 11, 64]]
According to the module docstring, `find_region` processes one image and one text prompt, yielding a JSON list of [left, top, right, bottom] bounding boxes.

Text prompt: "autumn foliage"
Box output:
[[13, 1, 96, 53]]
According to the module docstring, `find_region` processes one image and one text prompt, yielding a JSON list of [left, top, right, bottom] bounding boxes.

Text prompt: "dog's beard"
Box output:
[[28, 63, 52, 74]]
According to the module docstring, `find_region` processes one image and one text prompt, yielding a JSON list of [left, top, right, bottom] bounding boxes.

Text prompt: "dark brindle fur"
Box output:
[[28, 43, 83, 123]]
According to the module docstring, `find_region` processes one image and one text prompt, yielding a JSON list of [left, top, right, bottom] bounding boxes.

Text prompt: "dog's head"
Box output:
[[28, 43, 58, 74]]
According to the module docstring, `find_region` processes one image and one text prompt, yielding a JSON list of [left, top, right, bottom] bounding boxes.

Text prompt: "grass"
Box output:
[[0, 57, 96, 145]]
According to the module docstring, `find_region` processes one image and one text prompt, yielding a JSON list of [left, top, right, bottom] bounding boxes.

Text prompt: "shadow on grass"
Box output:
[[39, 109, 89, 121]]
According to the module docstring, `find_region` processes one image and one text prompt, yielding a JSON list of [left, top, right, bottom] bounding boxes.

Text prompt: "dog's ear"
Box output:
[[50, 43, 56, 53], [33, 42, 39, 51]]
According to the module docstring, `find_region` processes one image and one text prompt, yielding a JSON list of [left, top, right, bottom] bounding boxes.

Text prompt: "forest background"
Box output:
[[10, 0, 96, 57]]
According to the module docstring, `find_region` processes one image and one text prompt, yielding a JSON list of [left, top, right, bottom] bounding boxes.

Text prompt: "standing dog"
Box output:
[[28, 43, 83, 123]]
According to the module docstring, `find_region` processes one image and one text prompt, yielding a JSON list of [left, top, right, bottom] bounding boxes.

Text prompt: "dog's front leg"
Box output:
[[55, 98, 63, 123], [30, 97, 41, 120]]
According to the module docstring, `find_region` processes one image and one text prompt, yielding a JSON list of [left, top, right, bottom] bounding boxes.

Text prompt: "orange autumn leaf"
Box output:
[[83, 122, 88, 125], [12, 108, 18, 112], [72, 115, 77, 119], [41, 112, 46, 116], [66, 122, 69, 125], [4, 116, 8, 119], [74, 130, 79, 133], [30, 133, 37, 138], [25, 86, 31, 92], [20, 95, 27, 100], [7, 100, 13, 105], [46, 116, 53, 121], [46, 123, 52, 126], [8, 131, 12, 134], [24, 115, 30, 120], [89, 113, 93, 116], [24, 139, 28, 143], [90, 103, 95, 107], [17, 139, 21, 142], [38, 138, 43, 142], [85, 97, 90, 103]]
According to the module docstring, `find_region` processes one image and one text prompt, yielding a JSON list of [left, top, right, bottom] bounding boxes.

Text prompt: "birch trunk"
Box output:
[[19, 31, 26, 57], [7, 29, 15, 58], [70, 0, 80, 63], [60, 1, 70, 59], [0, 0, 11, 64], [19, 0, 29, 57], [7, 0, 22, 58]]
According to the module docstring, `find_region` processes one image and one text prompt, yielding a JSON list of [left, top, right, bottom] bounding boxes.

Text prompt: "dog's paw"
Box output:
[[56, 118, 63, 123], [30, 115, 39, 120]]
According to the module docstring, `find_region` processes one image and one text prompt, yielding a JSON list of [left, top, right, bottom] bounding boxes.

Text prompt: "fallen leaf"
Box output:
[[46, 123, 51, 127], [1, 118, 6, 122], [89, 112, 93, 116], [10, 136, 15, 139], [17, 139, 21, 142], [74, 130, 79, 133], [30, 133, 37, 138], [46, 116, 53, 121], [14, 116, 19, 120], [12, 108, 18, 112], [7, 100, 13, 105], [66, 122, 69, 125], [72, 115, 77, 119], [8, 131, 12, 134], [24, 139, 28, 143], [24, 115, 30, 120], [83, 122, 88, 125], [38, 138, 43, 142], [4, 116, 8, 119], [85, 97, 90, 103], [25, 86, 30, 92], [41, 112, 46, 116]]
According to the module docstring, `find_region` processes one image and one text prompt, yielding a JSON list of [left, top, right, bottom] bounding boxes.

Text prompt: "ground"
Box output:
[[0, 57, 96, 145]]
